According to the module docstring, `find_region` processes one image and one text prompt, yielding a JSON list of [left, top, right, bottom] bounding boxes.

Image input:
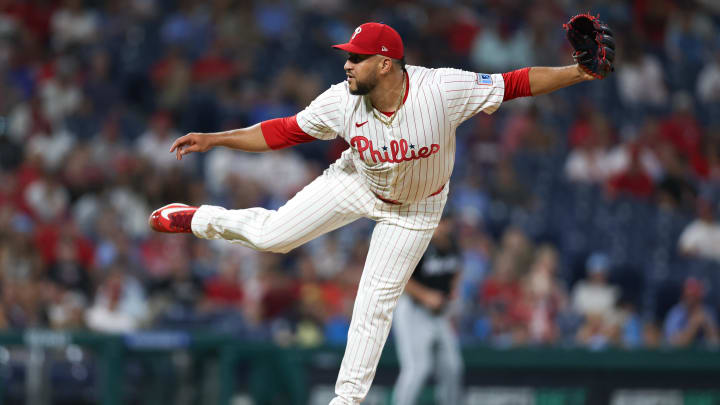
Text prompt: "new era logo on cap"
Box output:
[[332, 22, 404, 60]]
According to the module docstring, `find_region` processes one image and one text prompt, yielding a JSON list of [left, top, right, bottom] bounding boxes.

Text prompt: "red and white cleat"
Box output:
[[148, 203, 198, 233]]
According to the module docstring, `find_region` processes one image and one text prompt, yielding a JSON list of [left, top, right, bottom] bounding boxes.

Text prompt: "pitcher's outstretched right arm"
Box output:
[[171, 123, 269, 160], [170, 113, 323, 160]]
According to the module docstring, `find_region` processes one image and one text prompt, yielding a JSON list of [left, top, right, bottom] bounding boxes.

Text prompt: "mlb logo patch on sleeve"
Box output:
[[476, 73, 493, 85]]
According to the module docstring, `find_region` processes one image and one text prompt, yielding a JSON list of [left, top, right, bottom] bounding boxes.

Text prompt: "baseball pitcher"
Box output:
[[149, 18, 614, 405]]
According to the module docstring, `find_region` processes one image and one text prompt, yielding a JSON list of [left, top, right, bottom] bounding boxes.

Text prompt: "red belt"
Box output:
[[374, 185, 445, 205]]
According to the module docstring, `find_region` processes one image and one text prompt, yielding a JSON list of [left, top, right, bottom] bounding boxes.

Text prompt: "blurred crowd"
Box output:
[[1, 0, 720, 351]]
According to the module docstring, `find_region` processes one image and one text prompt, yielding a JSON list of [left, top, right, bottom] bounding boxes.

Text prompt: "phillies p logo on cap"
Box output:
[[333, 22, 404, 60]]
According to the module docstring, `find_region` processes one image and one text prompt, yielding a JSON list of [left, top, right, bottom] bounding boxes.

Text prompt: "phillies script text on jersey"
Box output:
[[350, 136, 440, 164]]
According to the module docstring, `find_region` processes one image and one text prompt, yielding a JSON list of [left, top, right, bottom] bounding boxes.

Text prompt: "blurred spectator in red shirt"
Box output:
[[482, 252, 523, 308], [140, 231, 190, 287], [0, 172, 22, 211], [192, 40, 235, 84], [0, 0, 54, 41], [659, 93, 706, 177], [522, 245, 568, 344], [259, 254, 299, 322], [481, 251, 528, 345], [633, 0, 672, 47], [33, 219, 94, 268], [607, 145, 655, 199], [565, 109, 614, 184], [204, 254, 244, 309], [444, 10, 480, 56]]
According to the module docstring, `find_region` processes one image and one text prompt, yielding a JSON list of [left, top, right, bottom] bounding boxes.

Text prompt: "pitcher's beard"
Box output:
[[350, 82, 373, 95], [349, 73, 378, 95]]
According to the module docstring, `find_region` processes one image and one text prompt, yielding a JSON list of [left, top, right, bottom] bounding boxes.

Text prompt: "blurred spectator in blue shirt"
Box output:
[[663, 277, 719, 347], [160, 0, 210, 58], [572, 253, 620, 349], [664, 3, 715, 92]]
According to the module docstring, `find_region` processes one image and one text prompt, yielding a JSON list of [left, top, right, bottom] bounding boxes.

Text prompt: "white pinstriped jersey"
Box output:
[[296, 65, 505, 204]]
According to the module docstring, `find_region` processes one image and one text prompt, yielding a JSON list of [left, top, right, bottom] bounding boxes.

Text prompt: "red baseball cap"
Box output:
[[332, 22, 404, 60]]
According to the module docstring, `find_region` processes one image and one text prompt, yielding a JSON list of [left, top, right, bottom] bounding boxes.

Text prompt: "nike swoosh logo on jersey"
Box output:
[[161, 207, 189, 221], [355, 121, 368, 128]]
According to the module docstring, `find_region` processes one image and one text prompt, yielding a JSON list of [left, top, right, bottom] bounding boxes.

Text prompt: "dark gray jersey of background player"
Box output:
[[410, 238, 461, 298]]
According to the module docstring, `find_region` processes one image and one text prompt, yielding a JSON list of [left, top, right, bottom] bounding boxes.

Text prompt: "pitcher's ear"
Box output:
[[379, 57, 393, 74]]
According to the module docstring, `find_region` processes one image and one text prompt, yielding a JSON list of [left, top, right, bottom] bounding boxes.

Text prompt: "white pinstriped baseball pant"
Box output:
[[191, 159, 447, 404]]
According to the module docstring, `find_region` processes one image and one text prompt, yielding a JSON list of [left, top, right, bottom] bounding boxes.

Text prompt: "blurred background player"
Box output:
[[392, 214, 463, 405]]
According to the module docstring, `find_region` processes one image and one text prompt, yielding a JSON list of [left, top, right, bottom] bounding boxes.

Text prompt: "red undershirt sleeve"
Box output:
[[260, 115, 317, 150], [501, 67, 532, 101]]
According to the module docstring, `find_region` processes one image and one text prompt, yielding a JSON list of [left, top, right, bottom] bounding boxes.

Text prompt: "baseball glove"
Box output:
[[564, 13, 615, 79]]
